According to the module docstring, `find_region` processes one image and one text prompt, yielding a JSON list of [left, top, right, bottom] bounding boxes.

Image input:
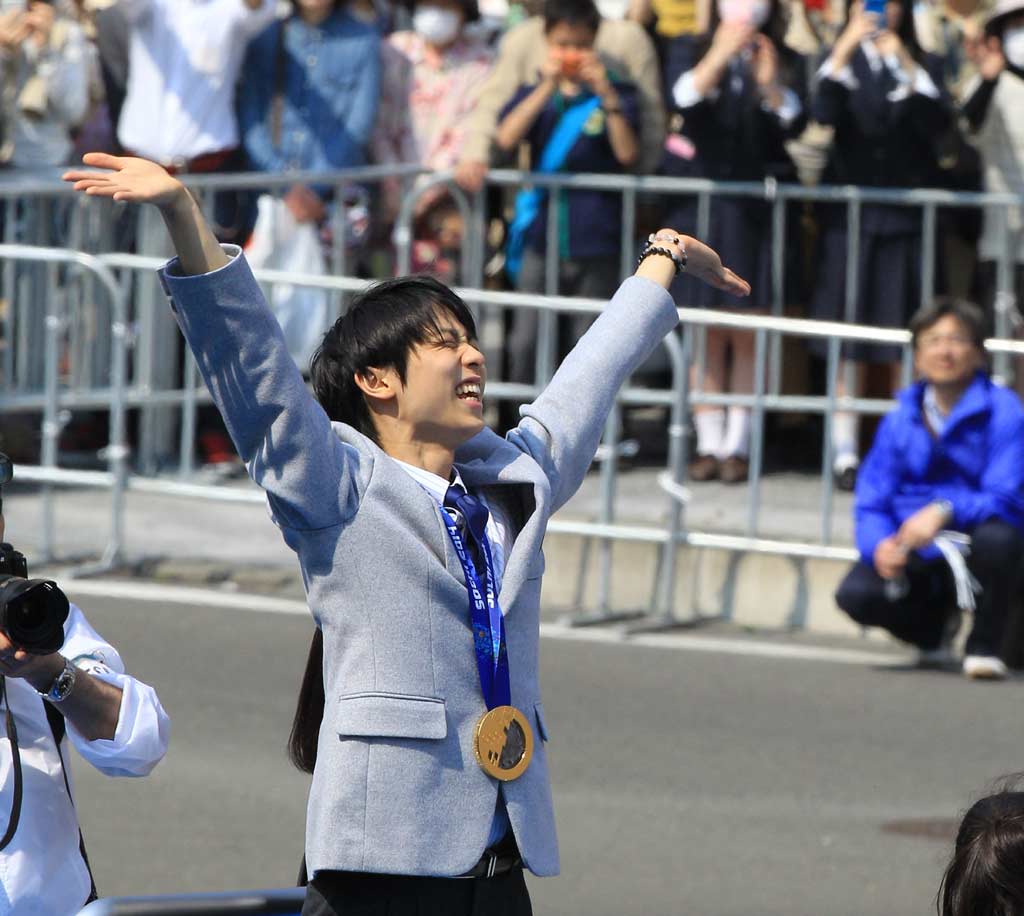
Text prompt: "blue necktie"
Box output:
[[444, 483, 489, 574]]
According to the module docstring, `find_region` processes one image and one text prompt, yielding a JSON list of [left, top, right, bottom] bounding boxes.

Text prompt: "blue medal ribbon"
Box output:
[[440, 509, 511, 710]]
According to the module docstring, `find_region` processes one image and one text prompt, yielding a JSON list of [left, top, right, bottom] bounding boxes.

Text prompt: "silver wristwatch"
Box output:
[[38, 658, 76, 704]]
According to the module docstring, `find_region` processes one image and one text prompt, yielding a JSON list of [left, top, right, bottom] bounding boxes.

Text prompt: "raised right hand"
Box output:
[[63, 153, 187, 209], [711, 21, 757, 60], [977, 35, 1006, 81], [834, 2, 879, 65]]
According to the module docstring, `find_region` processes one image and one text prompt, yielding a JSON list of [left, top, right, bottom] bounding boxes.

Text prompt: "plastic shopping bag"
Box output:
[[245, 194, 329, 370]]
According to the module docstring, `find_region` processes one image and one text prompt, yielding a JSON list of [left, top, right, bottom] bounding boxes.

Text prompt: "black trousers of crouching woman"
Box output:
[[835, 520, 1023, 656]]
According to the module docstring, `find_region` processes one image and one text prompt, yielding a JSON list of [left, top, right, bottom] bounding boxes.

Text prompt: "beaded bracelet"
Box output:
[[636, 242, 687, 276]]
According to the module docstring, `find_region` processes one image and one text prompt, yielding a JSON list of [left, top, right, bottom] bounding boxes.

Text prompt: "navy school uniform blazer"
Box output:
[[158, 248, 679, 879], [812, 47, 951, 234]]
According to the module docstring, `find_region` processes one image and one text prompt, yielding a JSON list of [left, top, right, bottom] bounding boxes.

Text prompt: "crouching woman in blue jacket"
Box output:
[[835, 299, 1024, 681]]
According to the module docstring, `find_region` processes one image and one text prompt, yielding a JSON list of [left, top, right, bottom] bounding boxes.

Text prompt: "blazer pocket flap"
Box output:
[[534, 702, 550, 742], [335, 692, 448, 740]]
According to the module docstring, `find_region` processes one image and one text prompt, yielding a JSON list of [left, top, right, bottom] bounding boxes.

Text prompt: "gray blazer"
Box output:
[[159, 250, 678, 879]]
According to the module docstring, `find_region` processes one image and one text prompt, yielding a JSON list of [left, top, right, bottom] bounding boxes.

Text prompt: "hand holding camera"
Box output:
[[0, 454, 70, 677]]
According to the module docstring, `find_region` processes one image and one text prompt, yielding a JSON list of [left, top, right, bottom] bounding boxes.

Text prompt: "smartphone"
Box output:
[[559, 49, 584, 78], [863, 0, 886, 18]]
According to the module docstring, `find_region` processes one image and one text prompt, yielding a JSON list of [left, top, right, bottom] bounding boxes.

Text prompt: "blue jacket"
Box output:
[[854, 372, 1024, 563], [237, 12, 380, 177]]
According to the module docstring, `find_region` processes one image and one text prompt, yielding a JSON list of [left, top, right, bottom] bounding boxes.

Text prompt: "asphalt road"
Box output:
[[66, 586, 1023, 916]]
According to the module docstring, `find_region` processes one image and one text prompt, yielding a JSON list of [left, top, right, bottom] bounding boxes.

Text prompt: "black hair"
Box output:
[[400, 0, 480, 23], [938, 775, 1024, 916], [309, 276, 478, 443], [287, 628, 324, 774], [543, 0, 601, 35], [701, 0, 790, 51], [909, 297, 987, 351]]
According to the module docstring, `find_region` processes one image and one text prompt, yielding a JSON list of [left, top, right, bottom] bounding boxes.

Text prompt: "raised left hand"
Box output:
[[751, 33, 779, 88], [638, 229, 751, 298], [578, 51, 611, 97], [0, 629, 63, 691], [24, 1, 55, 49]]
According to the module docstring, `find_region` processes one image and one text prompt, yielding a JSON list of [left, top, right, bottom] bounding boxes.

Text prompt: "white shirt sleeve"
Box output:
[[762, 86, 802, 126], [58, 605, 171, 777], [817, 56, 860, 91], [671, 69, 719, 110]]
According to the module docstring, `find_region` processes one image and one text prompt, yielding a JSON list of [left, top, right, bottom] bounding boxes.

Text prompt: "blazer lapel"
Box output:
[[456, 429, 550, 610]]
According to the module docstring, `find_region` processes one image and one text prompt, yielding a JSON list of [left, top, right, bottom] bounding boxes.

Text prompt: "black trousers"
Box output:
[[302, 867, 533, 916], [835, 520, 1023, 656]]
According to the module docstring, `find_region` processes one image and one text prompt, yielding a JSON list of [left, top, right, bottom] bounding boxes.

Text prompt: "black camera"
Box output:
[[0, 454, 68, 655]]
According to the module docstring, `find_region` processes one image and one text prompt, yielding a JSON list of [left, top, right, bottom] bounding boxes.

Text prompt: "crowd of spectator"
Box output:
[[0, 0, 1023, 485]]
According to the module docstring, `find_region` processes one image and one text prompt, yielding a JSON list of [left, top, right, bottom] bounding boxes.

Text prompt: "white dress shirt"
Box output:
[[0, 604, 171, 916], [394, 460, 513, 592], [116, 0, 277, 163], [817, 39, 941, 102], [394, 459, 514, 848]]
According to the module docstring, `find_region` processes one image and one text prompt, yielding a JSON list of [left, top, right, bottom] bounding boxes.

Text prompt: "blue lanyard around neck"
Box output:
[[440, 508, 511, 710]]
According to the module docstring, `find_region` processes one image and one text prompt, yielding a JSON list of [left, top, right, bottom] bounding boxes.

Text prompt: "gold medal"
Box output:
[[473, 705, 534, 781]]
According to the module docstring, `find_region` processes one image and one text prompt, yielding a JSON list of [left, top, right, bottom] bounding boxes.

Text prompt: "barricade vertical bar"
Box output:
[[1, 207, 14, 389], [40, 262, 60, 563], [840, 195, 860, 421], [104, 273, 130, 567], [595, 404, 620, 615], [178, 351, 198, 477], [470, 186, 487, 289], [769, 192, 785, 396], [626, 330, 690, 634], [746, 326, 767, 537], [921, 201, 936, 309], [820, 335, 840, 546], [994, 209, 1014, 382], [620, 186, 636, 280], [537, 189, 559, 385]]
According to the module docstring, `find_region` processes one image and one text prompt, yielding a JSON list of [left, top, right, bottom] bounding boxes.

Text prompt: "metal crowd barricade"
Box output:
[[79, 887, 304, 915], [0, 243, 130, 569], [2, 166, 1024, 628]]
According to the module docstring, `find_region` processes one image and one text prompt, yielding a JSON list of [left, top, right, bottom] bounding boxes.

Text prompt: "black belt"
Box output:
[[457, 837, 522, 879]]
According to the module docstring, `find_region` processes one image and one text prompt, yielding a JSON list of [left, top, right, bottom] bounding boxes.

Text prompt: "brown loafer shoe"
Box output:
[[688, 454, 720, 481], [719, 455, 749, 484]]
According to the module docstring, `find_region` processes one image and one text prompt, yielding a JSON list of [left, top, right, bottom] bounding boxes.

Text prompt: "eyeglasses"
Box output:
[[916, 334, 975, 350]]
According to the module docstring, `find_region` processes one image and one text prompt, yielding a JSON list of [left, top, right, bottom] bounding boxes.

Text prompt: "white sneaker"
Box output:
[[963, 655, 1009, 680]]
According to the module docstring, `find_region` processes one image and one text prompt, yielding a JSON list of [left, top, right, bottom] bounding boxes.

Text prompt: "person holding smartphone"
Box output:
[[809, 0, 951, 490], [0, 0, 91, 167], [495, 0, 641, 410], [661, 0, 806, 484]]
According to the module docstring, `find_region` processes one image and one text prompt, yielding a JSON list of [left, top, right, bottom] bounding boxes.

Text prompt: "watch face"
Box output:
[[50, 665, 76, 702]]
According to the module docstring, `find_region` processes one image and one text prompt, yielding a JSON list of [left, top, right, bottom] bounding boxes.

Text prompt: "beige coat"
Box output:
[[461, 16, 666, 173]]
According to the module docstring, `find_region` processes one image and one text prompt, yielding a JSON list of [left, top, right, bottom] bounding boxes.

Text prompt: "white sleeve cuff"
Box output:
[[671, 70, 717, 110], [912, 65, 941, 98], [66, 670, 171, 777], [762, 87, 802, 126], [817, 57, 860, 91]]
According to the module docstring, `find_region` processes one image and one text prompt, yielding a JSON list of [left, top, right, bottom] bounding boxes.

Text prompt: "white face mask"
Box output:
[[1004, 26, 1024, 70], [718, 0, 771, 28], [413, 6, 462, 45]]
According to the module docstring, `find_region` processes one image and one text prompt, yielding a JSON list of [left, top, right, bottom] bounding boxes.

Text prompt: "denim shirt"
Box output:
[[238, 12, 381, 178]]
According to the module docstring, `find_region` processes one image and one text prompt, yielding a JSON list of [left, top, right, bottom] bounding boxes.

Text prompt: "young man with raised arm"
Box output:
[[65, 152, 748, 915]]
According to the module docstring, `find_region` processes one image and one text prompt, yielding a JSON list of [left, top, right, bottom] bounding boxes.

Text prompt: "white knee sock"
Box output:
[[694, 410, 725, 457], [833, 412, 859, 469], [717, 406, 750, 460]]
